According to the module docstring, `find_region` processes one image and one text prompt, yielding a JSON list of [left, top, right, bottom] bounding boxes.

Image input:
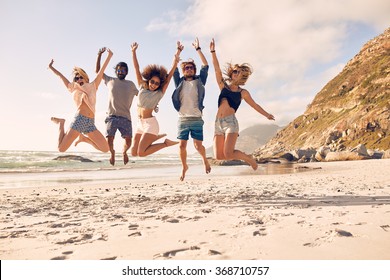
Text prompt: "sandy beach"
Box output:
[[1, 159, 389, 260]]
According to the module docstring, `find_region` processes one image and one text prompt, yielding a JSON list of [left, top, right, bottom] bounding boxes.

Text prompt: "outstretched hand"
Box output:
[[192, 37, 200, 49], [131, 42, 138, 52], [210, 38, 215, 52], [267, 113, 275, 121], [106, 48, 113, 56], [98, 47, 106, 55], [177, 41, 184, 52], [48, 59, 54, 69]]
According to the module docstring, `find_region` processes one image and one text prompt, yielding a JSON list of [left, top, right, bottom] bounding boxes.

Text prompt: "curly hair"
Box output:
[[141, 64, 168, 90], [223, 63, 253, 86], [72, 67, 89, 83]]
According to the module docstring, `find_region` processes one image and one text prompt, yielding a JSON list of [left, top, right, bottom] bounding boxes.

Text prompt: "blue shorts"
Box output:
[[105, 115, 133, 138], [70, 114, 97, 134], [214, 114, 239, 135], [177, 117, 204, 141]]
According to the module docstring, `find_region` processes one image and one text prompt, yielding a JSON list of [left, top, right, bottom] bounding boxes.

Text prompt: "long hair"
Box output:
[[223, 63, 253, 86], [72, 67, 89, 83], [141, 64, 168, 90]]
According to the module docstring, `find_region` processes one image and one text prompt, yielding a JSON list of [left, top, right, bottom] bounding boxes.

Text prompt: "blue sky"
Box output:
[[0, 0, 388, 154]]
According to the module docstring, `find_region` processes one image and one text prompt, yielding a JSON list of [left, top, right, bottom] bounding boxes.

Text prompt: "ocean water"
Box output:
[[0, 150, 197, 189], [0, 150, 187, 174], [0, 150, 302, 189]]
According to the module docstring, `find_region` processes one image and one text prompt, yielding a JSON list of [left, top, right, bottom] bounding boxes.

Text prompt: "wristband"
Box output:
[[196, 47, 201, 51], [210, 50, 215, 53]]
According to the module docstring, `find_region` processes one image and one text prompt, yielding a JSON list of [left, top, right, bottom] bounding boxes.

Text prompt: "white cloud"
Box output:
[[147, 0, 389, 131]]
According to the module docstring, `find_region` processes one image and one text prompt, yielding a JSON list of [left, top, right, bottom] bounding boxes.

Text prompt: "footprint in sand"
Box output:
[[208, 249, 222, 255], [128, 232, 142, 237], [380, 225, 389, 232], [101, 256, 117, 260], [154, 246, 200, 258], [51, 255, 67, 260], [303, 228, 353, 247], [253, 228, 267, 236], [62, 251, 73, 255]]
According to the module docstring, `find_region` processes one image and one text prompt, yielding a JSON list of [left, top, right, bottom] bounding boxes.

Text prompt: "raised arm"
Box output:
[[161, 41, 182, 94], [94, 48, 113, 89], [48, 59, 71, 88], [193, 37, 208, 67], [95, 47, 106, 73], [242, 90, 275, 120], [210, 38, 224, 90], [131, 42, 145, 88]]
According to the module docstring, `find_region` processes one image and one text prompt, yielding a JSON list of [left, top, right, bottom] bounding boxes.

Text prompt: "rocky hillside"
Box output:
[[254, 27, 390, 159]]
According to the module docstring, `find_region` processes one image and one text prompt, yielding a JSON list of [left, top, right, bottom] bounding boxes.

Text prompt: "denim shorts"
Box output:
[[177, 117, 204, 141], [70, 114, 97, 134], [105, 115, 133, 138], [135, 116, 159, 136], [214, 114, 239, 135]]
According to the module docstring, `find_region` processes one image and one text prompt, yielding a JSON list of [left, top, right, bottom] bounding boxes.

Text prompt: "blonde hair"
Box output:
[[224, 63, 253, 86], [72, 67, 89, 83]]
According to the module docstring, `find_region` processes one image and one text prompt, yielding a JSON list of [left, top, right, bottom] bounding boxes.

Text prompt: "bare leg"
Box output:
[[51, 117, 79, 152], [137, 134, 179, 157], [194, 139, 211, 175], [179, 140, 189, 181], [213, 134, 226, 160], [123, 137, 132, 165], [75, 130, 109, 153], [107, 136, 115, 165], [224, 133, 258, 170], [131, 133, 142, 156], [51, 117, 66, 147]]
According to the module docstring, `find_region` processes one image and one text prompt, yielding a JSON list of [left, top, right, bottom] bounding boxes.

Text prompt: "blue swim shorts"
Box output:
[[105, 115, 133, 138], [214, 114, 239, 135], [70, 114, 97, 134], [177, 117, 204, 141]]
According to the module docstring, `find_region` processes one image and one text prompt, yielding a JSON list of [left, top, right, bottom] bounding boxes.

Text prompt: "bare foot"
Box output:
[[110, 150, 115, 166], [180, 164, 189, 181], [74, 134, 87, 147], [248, 157, 258, 171], [204, 162, 211, 174], [51, 117, 65, 125], [164, 139, 179, 147], [123, 152, 129, 165]]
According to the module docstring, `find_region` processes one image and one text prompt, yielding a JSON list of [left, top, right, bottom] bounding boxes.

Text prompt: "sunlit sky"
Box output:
[[0, 0, 389, 154]]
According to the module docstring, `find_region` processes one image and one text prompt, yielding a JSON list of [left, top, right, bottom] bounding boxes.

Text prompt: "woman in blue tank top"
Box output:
[[210, 39, 275, 170], [130, 42, 182, 157]]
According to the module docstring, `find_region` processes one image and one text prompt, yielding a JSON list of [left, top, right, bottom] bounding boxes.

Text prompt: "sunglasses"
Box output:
[[185, 65, 194, 71], [117, 69, 127, 74], [232, 70, 241, 75], [74, 76, 83, 81], [149, 79, 160, 86]]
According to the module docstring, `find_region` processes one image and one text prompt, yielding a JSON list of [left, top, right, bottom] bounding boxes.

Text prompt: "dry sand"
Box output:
[[1, 159, 389, 260]]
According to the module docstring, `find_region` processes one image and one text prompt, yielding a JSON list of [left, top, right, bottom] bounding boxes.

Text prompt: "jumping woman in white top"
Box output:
[[48, 49, 113, 153], [130, 42, 181, 157]]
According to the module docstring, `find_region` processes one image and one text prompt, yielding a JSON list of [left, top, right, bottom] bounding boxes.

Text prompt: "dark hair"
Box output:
[[115, 62, 128, 72], [141, 64, 168, 90]]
